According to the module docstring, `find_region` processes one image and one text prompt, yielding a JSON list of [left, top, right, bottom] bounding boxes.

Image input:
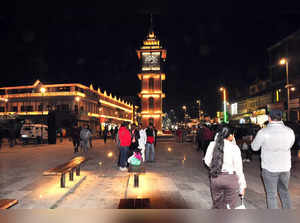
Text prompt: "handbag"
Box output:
[[226, 196, 246, 209]]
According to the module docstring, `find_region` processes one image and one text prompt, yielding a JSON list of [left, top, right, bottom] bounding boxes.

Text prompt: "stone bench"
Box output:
[[0, 199, 18, 209], [43, 156, 86, 188]]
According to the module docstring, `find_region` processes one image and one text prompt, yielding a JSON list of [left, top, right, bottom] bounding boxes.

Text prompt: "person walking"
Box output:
[[80, 124, 92, 153], [153, 126, 158, 146], [202, 124, 213, 156], [103, 125, 108, 144], [251, 110, 295, 209], [204, 126, 246, 209], [118, 122, 131, 171], [71, 124, 81, 153], [87, 125, 93, 149], [145, 123, 156, 162], [138, 123, 147, 161], [196, 124, 204, 151]]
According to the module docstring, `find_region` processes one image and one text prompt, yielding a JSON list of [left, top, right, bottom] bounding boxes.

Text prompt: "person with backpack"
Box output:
[[80, 124, 92, 153]]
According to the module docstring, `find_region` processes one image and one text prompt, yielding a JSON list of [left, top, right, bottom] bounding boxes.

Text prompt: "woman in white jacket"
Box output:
[[204, 126, 246, 209], [138, 123, 147, 161]]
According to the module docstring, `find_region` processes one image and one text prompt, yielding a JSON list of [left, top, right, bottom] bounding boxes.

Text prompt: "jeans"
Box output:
[[145, 143, 155, 161], [262, 168, 292, 209], [120, 146, 129, 168]]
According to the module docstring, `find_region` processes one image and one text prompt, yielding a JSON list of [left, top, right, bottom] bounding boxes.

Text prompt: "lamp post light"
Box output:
[[279, 58, 290, 121], [219, 87, 228, 123]]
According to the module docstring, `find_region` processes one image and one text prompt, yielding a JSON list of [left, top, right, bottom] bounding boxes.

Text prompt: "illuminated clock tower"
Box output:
[[137, 29, 166, 133]]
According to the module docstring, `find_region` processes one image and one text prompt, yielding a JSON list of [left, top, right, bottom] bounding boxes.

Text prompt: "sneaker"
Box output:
[[120, 167, 128, 171]]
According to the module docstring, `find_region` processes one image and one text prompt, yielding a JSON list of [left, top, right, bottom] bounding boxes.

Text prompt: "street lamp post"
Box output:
[[220, 87, 227, 123], [196, 100, 201, 120], [40, 87, 46, 144], [280, 58, 290, 121], [182, 105, 187, 124]]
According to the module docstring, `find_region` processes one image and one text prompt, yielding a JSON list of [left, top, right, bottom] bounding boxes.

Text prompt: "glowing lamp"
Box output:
[[75, 96, 80, 102], [279, 58, 287, 65], [40, 87, 46, 94]]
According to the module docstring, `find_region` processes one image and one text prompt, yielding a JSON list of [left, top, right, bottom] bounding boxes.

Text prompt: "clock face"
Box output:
[[145, 55, 159, 65], [141, 53, 160, 71]]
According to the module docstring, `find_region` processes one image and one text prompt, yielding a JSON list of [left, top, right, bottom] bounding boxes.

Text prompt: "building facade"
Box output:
[[229, 29, 300, 124], [0, 80, 133, 133], [268, 29, 300, 121], [137, 30, 166, 133]]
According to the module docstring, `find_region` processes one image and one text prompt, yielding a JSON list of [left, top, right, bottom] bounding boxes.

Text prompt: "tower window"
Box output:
[[149, 118, 154, 125], [149, 97, 154, 109], [149, 78, 154, 90]]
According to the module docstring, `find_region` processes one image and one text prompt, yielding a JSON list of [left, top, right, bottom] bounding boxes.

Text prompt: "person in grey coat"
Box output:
[[80, 124, 92, 152], [251, 110, 295, 209]]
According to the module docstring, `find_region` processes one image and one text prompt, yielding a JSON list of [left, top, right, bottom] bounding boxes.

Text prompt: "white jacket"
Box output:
[[138, 129, 147, 149]]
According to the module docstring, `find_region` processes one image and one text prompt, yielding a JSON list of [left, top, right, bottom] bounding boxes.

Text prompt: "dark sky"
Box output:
[[2, 1, 300, 116]]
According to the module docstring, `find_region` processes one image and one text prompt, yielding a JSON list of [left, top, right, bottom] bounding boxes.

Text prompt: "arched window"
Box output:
[[149, 78, 154, 90], [149, 97, 154, 109]]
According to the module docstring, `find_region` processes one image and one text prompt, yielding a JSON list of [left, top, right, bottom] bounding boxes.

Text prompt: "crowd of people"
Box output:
[[70, 121, 158, 172], [117, 122, 157, 171], [203, 109, 295, 209]]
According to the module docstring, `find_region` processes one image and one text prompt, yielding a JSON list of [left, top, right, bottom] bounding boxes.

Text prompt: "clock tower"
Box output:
[[137, 28, 166, 133]]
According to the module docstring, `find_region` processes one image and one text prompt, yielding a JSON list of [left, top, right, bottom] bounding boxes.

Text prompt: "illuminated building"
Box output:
[[0, 80, 133, 131], [136, 27, 166, 133]]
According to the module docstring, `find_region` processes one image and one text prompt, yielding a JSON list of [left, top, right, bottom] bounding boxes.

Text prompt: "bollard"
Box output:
[[61, 173, 66, 188], [69, 169, 74, 181], [76, 166, 80, 176], [134, 174, 139, 187]]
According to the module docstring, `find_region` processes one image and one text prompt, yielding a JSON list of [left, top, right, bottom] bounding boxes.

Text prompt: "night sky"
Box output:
[[2, 1, 300, 117]]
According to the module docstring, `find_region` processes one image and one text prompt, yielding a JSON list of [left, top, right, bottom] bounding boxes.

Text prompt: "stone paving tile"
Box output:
[[1, 138, 300, 209]]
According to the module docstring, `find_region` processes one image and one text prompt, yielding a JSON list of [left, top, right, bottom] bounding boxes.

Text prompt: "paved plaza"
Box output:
[[1, 138, 300, 209]]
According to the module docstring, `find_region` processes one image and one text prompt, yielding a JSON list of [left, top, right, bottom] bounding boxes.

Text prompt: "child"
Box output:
[[128, 149, 143, 171]]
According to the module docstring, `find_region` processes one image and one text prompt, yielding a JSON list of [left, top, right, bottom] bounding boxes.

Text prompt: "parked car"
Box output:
[[20, 124, 48, 144]]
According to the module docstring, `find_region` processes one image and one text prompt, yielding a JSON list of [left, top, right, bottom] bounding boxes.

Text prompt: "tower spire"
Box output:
[[149, 13, 154, 34]]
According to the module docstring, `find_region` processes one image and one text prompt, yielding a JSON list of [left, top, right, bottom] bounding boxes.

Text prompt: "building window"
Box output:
[[0, 107, 4, 112], [149, 118, 154, 125], [38, 104, 44, 111], [75, 105, 78, 112], [149, 78, 154, 90], [26, 106, 33, 111], [149, 97, 154, 109], [13, 106, 18, 112], [21, 106, 33, 112], [56, 87, 70, 92], [61, 104, 69, 112]]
